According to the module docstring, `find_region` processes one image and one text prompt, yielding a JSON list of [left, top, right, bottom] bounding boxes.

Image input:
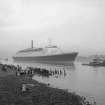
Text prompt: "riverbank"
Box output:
[[0, 63, 95, 105], [0, 74, 92, 105]]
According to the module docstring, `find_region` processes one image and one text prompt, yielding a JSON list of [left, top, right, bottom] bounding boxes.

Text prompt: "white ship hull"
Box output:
[[13, 52, 78, 64]]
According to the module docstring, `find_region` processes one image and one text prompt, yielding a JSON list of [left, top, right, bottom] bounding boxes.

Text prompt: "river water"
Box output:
[[3, 60, 105, 105]]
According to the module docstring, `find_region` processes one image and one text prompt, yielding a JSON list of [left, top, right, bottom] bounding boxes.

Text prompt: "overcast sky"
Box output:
[[0, 0, 105, 57]]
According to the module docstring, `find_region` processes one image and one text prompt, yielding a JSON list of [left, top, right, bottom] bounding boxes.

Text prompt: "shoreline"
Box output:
[[0, 75, 93, 105], [0, 63, 96, 105]]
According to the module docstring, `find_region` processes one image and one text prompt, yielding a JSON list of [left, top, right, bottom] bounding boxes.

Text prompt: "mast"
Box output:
[[31, 40, 33, 48]]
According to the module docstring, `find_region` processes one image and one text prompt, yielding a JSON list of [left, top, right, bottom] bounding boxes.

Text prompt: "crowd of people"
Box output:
[[0, 63, 18, 72], [0, 63, 66, 78]]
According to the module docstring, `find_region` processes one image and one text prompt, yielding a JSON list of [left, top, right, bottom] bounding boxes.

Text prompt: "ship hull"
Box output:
[[13, 52, 78, 64]]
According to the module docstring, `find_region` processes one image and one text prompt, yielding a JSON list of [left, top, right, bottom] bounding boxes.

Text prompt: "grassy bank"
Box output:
[[0, 73, 95, 105]]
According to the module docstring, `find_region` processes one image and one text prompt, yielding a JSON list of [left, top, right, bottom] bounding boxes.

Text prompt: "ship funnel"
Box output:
[[31, 40, 33, 48]]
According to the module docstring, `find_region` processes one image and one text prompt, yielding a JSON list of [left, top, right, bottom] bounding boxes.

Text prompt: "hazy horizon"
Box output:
[[0, 0, 105, 58]]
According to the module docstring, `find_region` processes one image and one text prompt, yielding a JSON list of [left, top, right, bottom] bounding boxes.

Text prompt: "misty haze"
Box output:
[[0, 0, 105, 58], [0, 0, 105, 105]]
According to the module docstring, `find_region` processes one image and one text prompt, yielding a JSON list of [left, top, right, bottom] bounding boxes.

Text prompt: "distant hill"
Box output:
[[76, 56, 90, 62], [76, 55, 105, 62], [88, 55, 105, 60]]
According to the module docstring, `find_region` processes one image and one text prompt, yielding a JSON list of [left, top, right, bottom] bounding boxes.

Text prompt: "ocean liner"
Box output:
[[13, 40, 78, 64]]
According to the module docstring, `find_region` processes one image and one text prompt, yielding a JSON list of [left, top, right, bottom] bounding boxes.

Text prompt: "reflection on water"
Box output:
[[2, 60, 105, 105], [12, 61, 76, 78], [32, 62, 105, 105]]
